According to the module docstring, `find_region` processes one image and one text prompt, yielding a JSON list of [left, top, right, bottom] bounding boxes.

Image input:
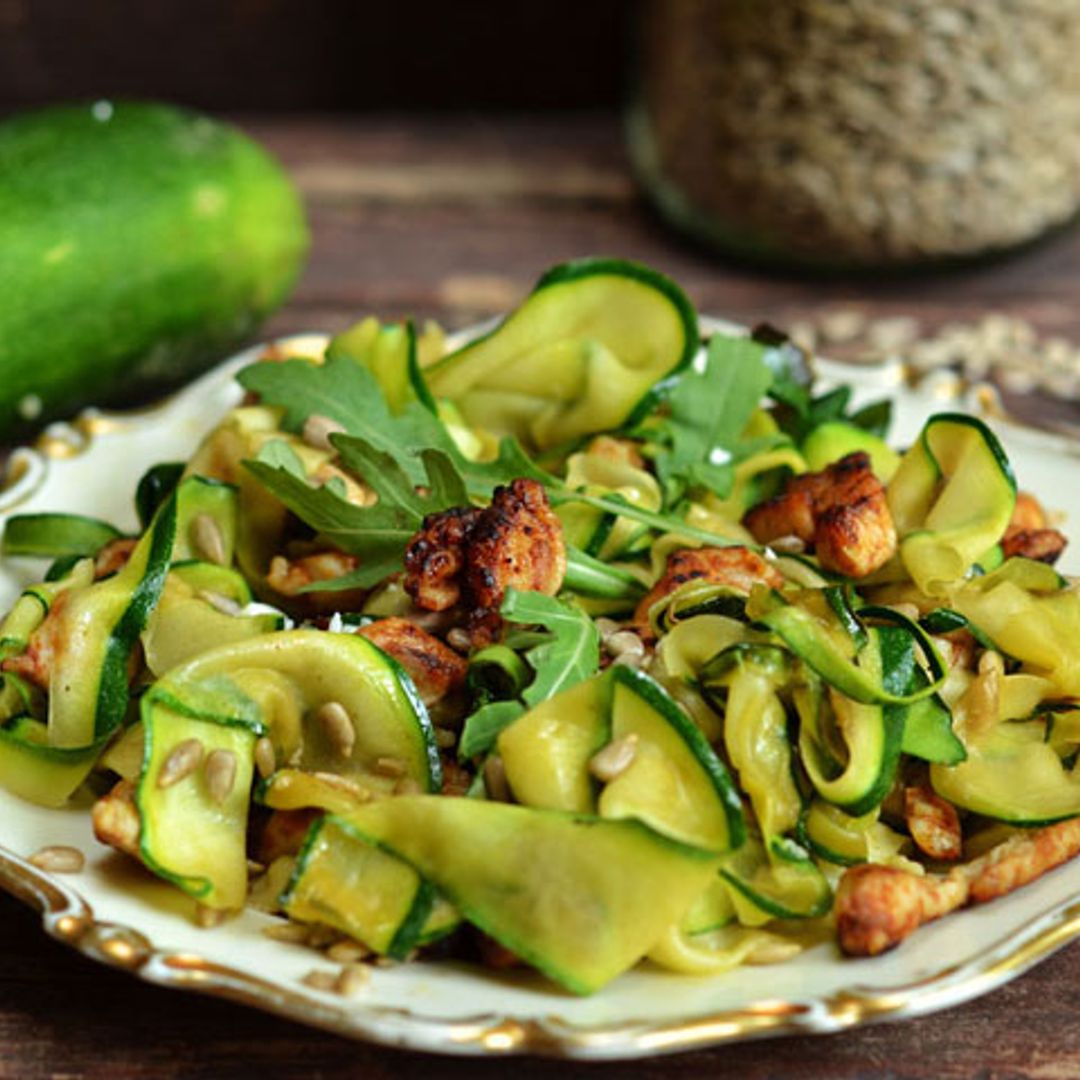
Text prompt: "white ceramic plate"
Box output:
[[1, 327, 1079, 1061]]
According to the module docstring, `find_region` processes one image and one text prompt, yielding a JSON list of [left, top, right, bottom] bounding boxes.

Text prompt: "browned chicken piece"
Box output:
[[743, 452, 897, 578], [463, 479, 567, 624], [1001, 490, 1067, 564], [1008, 491, 1049, 534], [904, 785, 962, 861], [967, 817, 1080, 904], [932, 629, 977, 672], [440, 759, 474, 797], [4, 589, 144, 691], [94, 537, 138, 579], [837, 817, 1080, 956], [835, 864, 970, 957], [258, 808, 321, 865], [265, 550, 368, 615], [741, 474, 823, 548], [403, 479, 566, 645], [91, 779, 142, 859], [1001, 528, 1068, 565], [266, 551, 360, 596], [633, 546, 784, 627], [584, 435, 645, 469], [1, 591, 71, 691], [357, 617, 468, 706], [403, 505, 483, 612]]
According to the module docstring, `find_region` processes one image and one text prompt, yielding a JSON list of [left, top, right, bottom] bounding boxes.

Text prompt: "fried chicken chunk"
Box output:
[[403, 479, 566, 644], [743, 452, 897, 578], [403, 506, 483, 612], [1001, 490, 1068, 565], [904, 785, 962, 862], [634, 546, 784, 626], [91, 779, 142, 859], [265, 551, 367, 614], [837, 817, 1080, 956], [0, 592, 70, 691], [835, 863, 969, 957], [357, 617, 468, 706]]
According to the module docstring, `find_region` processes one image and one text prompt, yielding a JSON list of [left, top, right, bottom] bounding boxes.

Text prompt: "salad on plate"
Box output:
[[0, 258, 1077, 998]]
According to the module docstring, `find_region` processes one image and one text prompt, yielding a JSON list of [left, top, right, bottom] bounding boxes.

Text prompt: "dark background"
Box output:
[[0, 0, 627, 112]]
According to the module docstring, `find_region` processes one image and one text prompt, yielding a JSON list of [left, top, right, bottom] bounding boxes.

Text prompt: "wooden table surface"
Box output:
[[4, 113, 1080, 1080]]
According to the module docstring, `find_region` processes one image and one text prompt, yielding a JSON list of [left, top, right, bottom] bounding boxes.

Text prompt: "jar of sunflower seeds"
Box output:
[[627, 0, 1080, 270]]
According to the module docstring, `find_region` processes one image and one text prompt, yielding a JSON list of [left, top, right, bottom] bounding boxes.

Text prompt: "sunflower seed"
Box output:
[[302, 413, 346, 452], [316, 701, 355, 759], [605, 631, 645, 661], [310, 772, 370, 800], [29, 845, 84, 874], [588, 734, 640, 783], [254, 736, 277, 779], [335, 964, 370, 996], [300, 969, 338, 992], [373, 756, 405, 779], [326, 940, 369, 964], [191, 514, 227, 566], [157, 738, 204, 789], [262, 921, 310, 944], [204, 749, 238, 805]]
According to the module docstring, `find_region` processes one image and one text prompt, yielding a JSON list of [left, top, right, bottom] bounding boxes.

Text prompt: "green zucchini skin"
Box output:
[[0, 101, 308, 439]]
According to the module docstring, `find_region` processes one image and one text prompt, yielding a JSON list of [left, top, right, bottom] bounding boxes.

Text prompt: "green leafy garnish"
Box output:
[[245, 437, 466, 589], [459, 588, 600, 758], [238, 356, 548, 496], [239, 353, 758, 590], [648, 333, 774, 505]]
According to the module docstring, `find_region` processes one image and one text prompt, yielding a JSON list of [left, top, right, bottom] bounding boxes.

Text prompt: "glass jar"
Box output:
[[628, 0, 1080, 271]]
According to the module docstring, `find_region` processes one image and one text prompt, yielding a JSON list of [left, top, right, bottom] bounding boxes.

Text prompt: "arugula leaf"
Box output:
[[238, 355, 389, 435], [239, 350, 758, 590], [749, 325, 893, 443], [457, 700, 525, 761], [647, 333, 773, 505], [458, 588, 600, 758], [505, 589, 601, 707], [239, 355, 549, 497], [245, 438, 466, 589]]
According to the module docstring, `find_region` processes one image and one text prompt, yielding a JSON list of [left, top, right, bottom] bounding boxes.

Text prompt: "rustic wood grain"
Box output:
[[3, 113, 1080, 1079]]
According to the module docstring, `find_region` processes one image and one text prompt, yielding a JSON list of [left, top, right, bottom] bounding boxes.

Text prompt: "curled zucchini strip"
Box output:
[[423, 259, 698, 451], [887, 414, 1016, 595]]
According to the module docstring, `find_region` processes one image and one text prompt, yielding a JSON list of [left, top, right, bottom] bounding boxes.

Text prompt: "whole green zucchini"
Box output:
[[0, 100, 308, 439]]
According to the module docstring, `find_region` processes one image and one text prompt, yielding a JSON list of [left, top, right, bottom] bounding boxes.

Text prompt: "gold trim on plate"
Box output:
[[0, 841, 1078, 1059]]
